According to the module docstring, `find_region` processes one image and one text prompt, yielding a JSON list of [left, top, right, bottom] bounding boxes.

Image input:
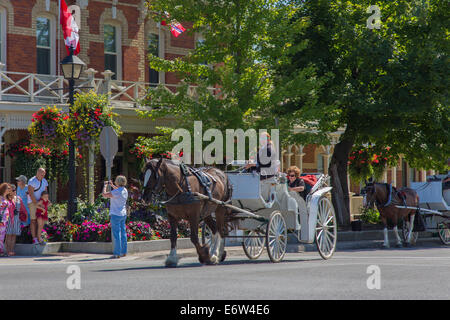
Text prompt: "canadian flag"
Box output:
[[60, 0, 80, 55], [161, 12, 186, 38]]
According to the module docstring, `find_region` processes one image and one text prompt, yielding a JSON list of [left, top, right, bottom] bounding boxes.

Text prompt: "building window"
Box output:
[[104, 24, 120, 80], [36, 17, 51, 75], [148, 33, 159, 85]]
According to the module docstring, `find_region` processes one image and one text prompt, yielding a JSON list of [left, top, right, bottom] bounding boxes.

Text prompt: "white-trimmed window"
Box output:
[[104, 24, 121, 80], [36, 16, 54, 75], [148, 32, 159, 85], [0, 7, 6, 65]]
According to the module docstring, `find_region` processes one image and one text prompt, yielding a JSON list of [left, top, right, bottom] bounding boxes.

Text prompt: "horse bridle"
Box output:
[[143, 158, 164, 197]]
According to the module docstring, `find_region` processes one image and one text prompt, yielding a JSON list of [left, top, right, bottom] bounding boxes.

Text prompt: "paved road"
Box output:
[[0, 242, 449, 300]]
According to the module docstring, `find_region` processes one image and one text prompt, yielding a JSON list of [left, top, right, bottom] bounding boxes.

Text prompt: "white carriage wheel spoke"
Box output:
[[325, 229, 335, 240], [316, 228, 324, 239], [324, 211, 333, 226]]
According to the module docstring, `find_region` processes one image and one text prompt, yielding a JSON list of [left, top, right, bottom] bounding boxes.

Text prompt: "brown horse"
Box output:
[[363, 182, 419, 248], [142, 158, 232, 267]]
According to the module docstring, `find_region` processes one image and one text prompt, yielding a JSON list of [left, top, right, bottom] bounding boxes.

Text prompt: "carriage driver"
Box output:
[[245, 132, 279, 177]]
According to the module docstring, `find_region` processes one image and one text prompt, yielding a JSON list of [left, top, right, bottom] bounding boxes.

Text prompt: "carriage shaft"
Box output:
[[191, 192, 266, 220]]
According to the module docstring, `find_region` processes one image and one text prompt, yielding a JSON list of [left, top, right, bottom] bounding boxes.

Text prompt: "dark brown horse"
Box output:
[[142, 158, 232, 267], [363, 182, 419, 247]]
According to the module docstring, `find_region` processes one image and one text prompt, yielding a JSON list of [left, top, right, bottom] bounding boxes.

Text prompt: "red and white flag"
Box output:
[[60, 0, 80, 55], [161, 12, 186, 38]]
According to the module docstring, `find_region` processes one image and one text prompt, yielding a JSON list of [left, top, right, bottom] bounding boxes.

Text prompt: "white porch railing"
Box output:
[[0, 68, 191, 108]]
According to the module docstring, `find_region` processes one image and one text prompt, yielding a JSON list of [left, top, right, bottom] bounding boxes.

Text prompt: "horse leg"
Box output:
[[216, 207, 228, 262], [203, 215, 217, 256], [405, 213, 416, 246], [189, 215, 211, 265], [393, 225, 402, 247], [165, 215, 179, 267], [381, 216, 390, 248]]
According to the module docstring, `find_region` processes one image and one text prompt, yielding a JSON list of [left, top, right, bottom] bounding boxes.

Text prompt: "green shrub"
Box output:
[[360, 207, 381, 224], [48, 202, 67, 222]]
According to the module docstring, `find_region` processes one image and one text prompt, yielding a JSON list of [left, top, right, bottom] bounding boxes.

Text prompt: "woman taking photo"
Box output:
[[102, 175, 129, 259]]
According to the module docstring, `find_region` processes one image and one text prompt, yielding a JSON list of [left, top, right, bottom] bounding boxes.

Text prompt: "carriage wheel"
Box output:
[[401, 220, 419, 245], [265, 211, 287, 263], [242, 231, 265, 260], [315, 196, 337, 260], [438, 223, 450, 245]]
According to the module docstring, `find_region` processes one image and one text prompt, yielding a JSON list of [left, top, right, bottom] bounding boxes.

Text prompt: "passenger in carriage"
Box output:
[[286, 166, 309, 200]]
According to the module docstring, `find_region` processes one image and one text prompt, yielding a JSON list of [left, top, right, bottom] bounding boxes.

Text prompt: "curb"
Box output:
[[14, 231, 442, 256], [14, 238, 196, 256]]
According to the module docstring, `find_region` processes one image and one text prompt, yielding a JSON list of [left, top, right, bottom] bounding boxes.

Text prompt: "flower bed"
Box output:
[[16, 217, 191, 244]]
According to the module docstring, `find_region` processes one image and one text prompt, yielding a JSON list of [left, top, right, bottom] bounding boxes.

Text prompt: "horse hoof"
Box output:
[[220, 250, 227, 262], [165, 260, 178, 268], [210, 255, 219, 265], [404, 242, 411, 248], [395, 243, 403, 248], [381, 244, 390, 249], [165, 257, 179, 268]]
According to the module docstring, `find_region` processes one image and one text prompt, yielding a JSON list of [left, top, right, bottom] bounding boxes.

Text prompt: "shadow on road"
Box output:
[[94, 256, 322, 272]]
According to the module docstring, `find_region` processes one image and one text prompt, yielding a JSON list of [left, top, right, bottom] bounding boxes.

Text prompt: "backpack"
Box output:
[[301, 175, 317, 187]]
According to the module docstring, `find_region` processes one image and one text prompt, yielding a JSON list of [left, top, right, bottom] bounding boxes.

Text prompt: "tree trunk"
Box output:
[[328, 136, 354, 227]]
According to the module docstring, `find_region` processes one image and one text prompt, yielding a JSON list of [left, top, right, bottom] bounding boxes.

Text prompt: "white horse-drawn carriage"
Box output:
[[401, 177, 450, 245], [201, 167, 337, 262]]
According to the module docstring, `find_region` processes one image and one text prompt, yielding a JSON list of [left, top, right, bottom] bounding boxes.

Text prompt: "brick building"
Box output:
[[0, 0, 435, 218]]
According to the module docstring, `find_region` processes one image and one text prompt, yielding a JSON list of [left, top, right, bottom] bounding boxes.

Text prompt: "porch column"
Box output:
[[286, 145, 293, 169], [296, 145, 305, 173], [101, 70, 115, 102], [4, 131, 11, 182], [281, 149, 287, 172], [391, 166, 397, 187], [420, 169, 426, 182], [382, 165, 388, 183], [322, 145, 333, 176]]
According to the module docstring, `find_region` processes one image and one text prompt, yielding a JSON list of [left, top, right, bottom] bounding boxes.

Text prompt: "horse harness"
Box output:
[[161, 163, 215, 206], [376, 183, 407, 208]]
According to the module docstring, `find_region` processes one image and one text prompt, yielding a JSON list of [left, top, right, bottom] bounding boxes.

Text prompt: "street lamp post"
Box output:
[[60, 46, 86, 221]]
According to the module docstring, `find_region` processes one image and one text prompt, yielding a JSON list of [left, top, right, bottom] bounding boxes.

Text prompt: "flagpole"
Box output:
[[58, 0, 61, 76]]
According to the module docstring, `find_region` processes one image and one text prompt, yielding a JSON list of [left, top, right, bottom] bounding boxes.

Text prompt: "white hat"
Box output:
[[15, 175, 27, 183]]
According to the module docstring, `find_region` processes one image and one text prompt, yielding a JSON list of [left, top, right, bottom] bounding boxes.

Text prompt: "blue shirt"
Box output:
[[109, 187, 128, 216], [17, 185, 30, 225]]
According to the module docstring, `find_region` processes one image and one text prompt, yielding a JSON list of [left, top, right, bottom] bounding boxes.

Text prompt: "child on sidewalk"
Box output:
[[35, 191, 51, 244]]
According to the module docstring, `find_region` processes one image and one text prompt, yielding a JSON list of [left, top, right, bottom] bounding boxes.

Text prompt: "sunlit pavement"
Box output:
[[0, 242, 448, 300]]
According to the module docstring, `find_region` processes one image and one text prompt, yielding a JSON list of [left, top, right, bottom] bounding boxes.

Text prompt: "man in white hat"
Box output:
[[15, 175, 30, 226]]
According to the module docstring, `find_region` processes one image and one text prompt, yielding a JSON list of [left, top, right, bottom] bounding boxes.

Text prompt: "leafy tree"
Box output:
[[138, 0, 321, 162], [278, 0, 449, 225]]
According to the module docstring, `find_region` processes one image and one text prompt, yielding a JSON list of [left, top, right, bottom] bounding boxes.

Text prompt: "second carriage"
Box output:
[[201, 169, 338, 262], [397, 178, 450, 245]]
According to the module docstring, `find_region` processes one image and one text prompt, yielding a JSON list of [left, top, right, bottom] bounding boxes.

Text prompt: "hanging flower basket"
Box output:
[[28, 106, 67, 150], [65, 91, 121, 148], [348, 145, 398, 183]]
